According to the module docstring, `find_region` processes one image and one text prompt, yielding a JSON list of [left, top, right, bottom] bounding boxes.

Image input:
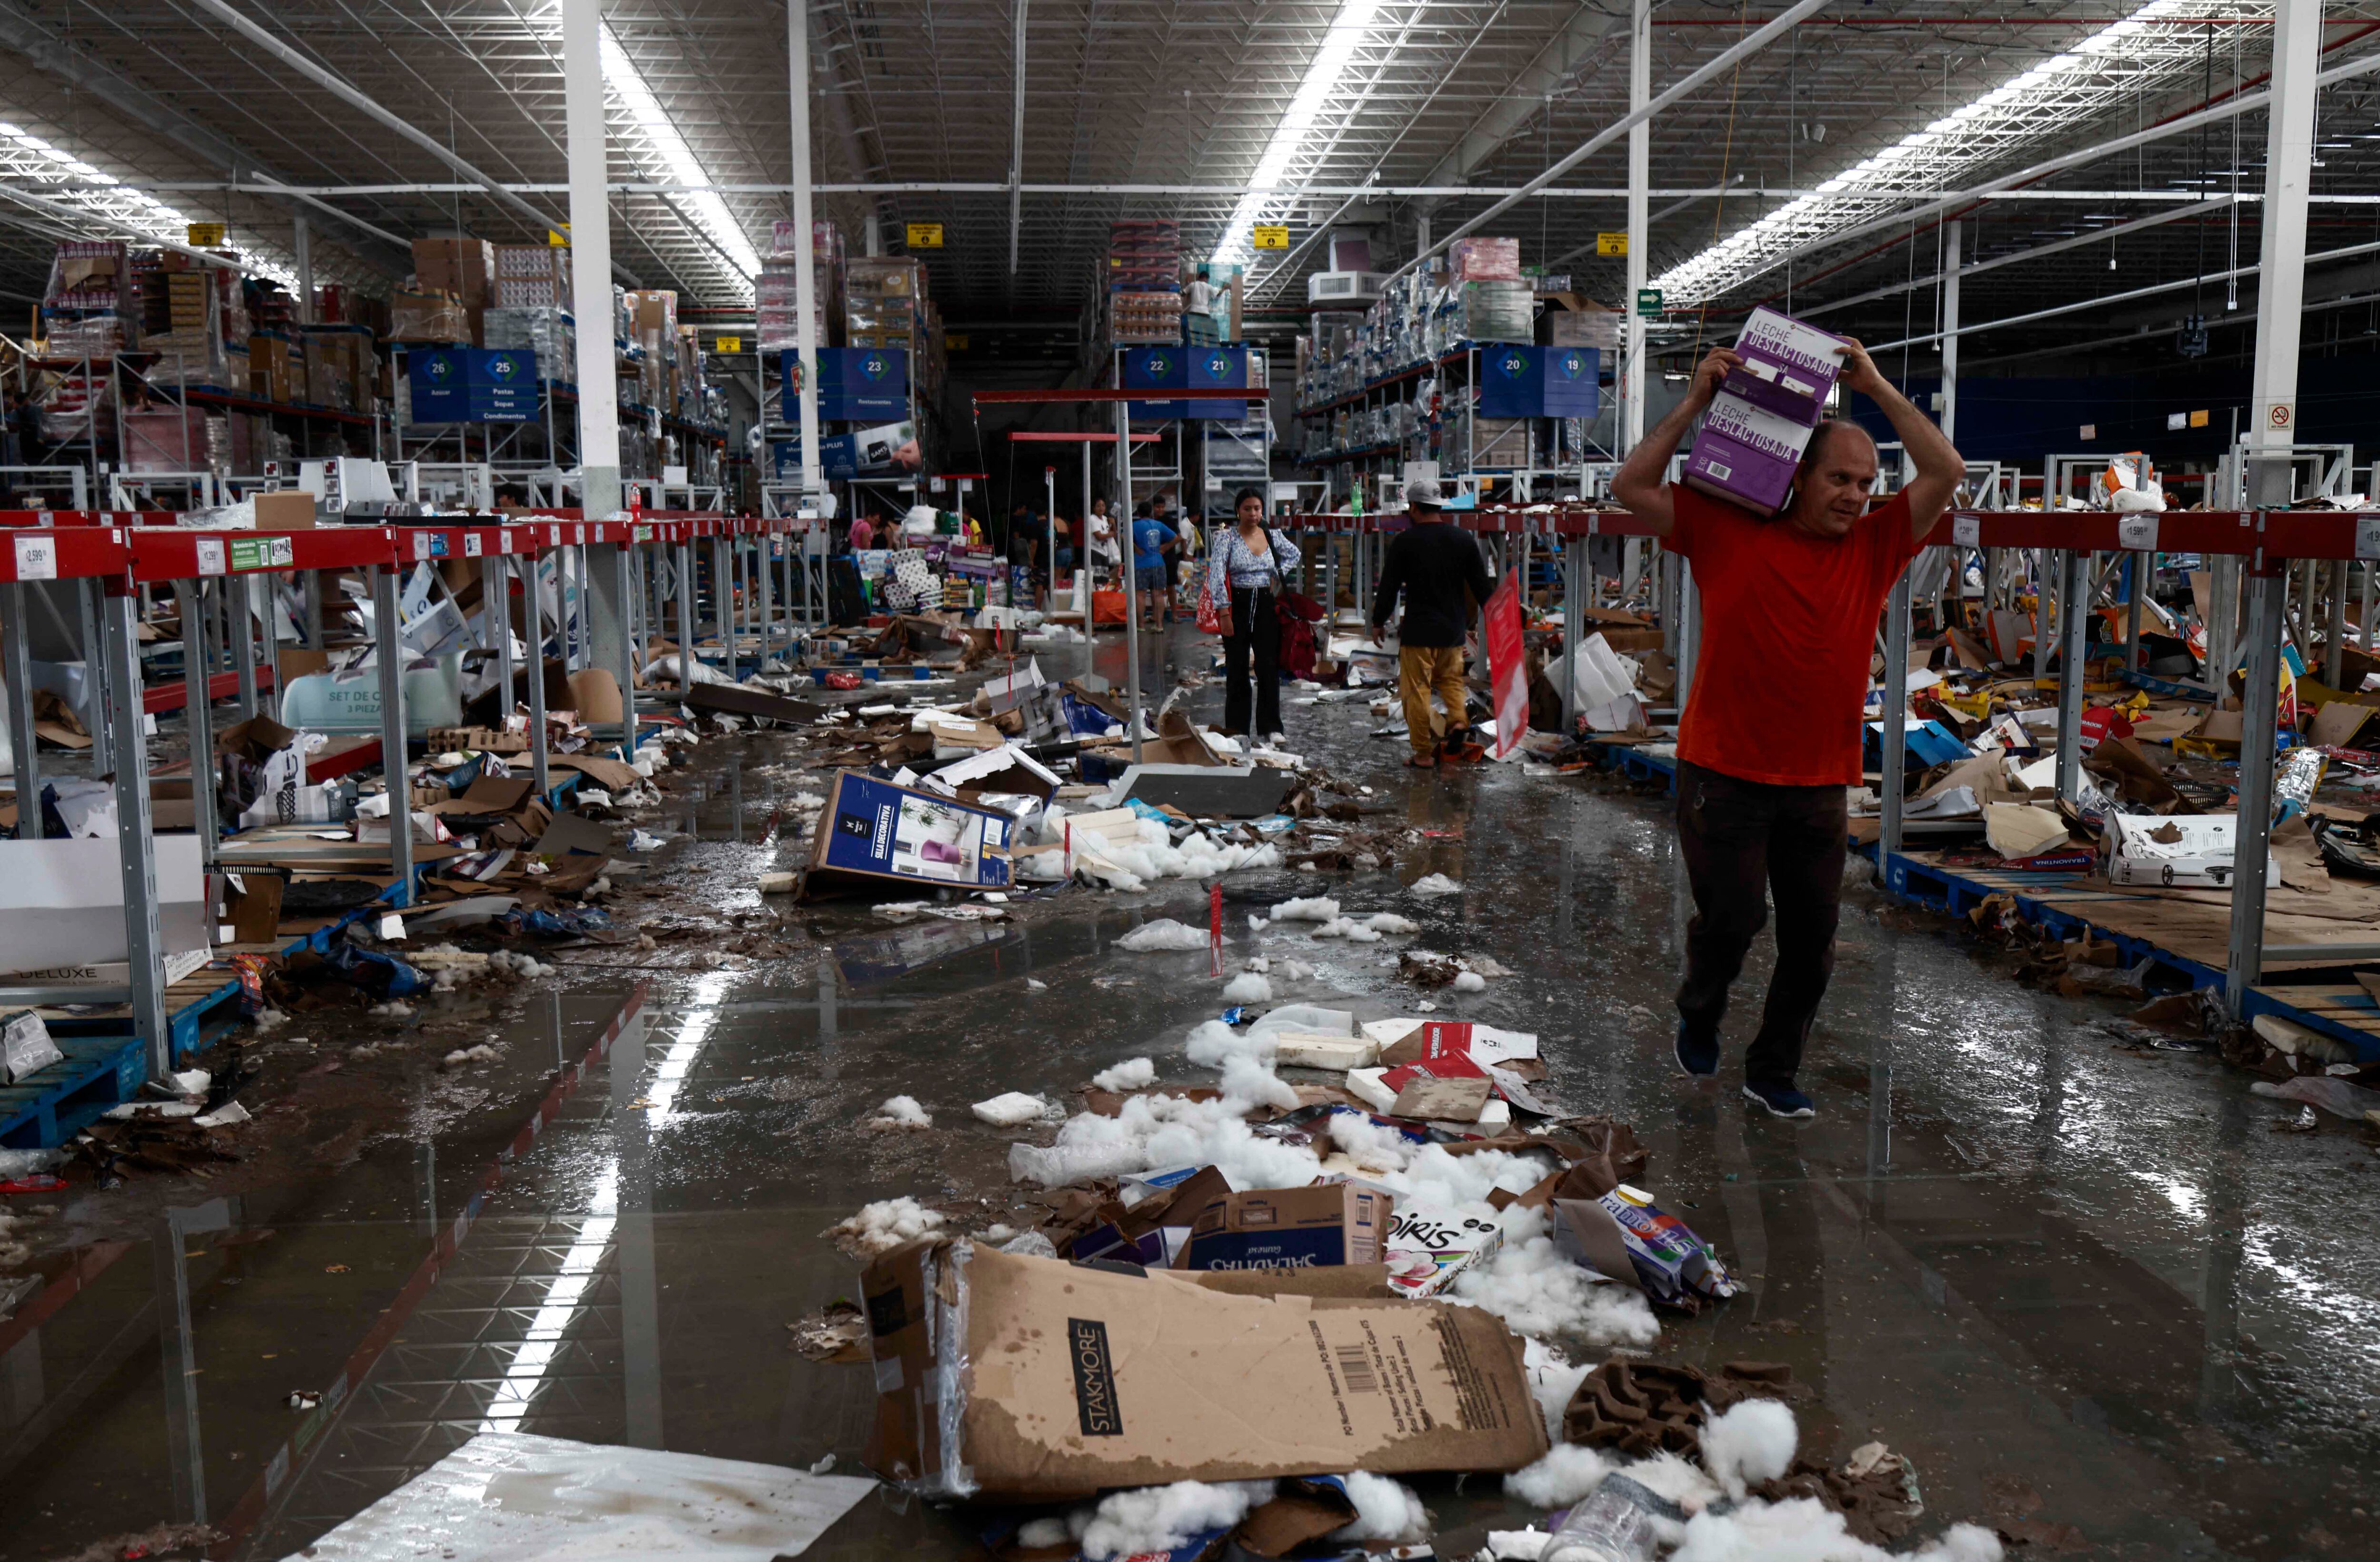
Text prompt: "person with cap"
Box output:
[[1369, 477, 1496, 769], [1610, 335, 1962, 1121]]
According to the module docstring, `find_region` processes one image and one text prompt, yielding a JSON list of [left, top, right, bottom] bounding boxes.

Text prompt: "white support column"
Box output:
[[1622, 0, 1650, 452], [788, 0, 825, 504], [1938, 219, 1961, 446], [1008, 0, 1030, 283], [2247, 0, 2320, 507], [564, 0, 624, 520], [293, 214, 314, 324]]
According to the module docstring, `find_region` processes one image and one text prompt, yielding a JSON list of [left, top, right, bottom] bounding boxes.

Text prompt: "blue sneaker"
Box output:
[[1742, 1080, 1816, 1119], [1674, 1025, 1719, 1078]]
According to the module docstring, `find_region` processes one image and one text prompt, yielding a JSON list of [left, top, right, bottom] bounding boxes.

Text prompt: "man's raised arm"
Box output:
[[1610, 346, 1739, 537]]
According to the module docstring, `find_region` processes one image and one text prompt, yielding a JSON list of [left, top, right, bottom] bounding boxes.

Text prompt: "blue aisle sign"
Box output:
[[1185, 345, 1251, 422], [1480, 344, 1600, 419], [408, 348, 537, 423], [1122, 346, 1188, 420], [783, 347, 910, 421]]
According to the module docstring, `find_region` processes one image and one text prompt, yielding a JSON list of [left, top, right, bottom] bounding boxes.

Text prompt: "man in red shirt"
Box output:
[[1612, 338, 1962, 1118]]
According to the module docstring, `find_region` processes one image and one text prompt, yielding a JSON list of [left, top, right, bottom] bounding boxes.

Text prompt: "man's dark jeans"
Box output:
[[1675, 758, 1847, 1088]]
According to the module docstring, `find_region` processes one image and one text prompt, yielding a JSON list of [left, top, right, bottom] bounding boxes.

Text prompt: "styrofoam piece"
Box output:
[[1247, 1003, 1355, 1041], [1272, 1033, 1378, 1072], [1346, 1066, 1397, 1114], [289, 1431, 876, 1561]]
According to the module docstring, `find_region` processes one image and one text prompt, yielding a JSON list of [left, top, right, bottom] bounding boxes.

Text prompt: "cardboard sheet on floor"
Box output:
[[685, 682, 825, 724], [294, 1430, 875, 1562], [549, 752, 640, 791], [862, 1241, 1543, 1497], [533, 811, 616, 857], [1110, 763, 1297, 819]]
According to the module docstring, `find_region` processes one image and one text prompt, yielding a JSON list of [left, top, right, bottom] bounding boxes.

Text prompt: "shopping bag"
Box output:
[[1197, 570, 1229, 636]]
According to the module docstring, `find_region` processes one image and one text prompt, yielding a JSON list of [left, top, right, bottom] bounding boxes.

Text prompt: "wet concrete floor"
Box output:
[[3, 623, 2377, 1560]]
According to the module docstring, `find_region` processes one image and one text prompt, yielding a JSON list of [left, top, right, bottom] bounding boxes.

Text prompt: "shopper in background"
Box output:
[[1209, 485, 1300, 741], [1130, 501, 1176, 631], [848, 512, 874, 552], [1370, 478, 1494, 770], [1611, 336, 1962, 1121], [1154, 492, 1186, 612]]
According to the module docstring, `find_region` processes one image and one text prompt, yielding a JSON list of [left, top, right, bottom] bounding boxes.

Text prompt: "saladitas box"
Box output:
[[862, 1240, 1545, 1498]]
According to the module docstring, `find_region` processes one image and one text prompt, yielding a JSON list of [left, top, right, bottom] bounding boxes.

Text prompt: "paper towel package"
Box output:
[[1682, 392, 1810, 515], [1721, 306, 1848, 423]]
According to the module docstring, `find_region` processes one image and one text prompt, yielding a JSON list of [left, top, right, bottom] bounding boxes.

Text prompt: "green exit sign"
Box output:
[[1635, 288, 1663, 318]]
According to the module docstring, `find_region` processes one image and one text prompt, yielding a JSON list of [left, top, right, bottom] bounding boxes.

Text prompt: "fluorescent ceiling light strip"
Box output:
[[1211, 0, 1388, 267], [1654, 0, 2258, 304], [599, 25, 761, 288], [0, 119, 296, 290]]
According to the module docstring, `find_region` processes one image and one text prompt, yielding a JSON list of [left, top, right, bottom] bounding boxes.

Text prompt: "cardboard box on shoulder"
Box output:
[[861, 1240, 1545, 1498]]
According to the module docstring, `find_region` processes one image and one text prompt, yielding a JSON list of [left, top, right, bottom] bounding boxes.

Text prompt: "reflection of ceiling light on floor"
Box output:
[[478, 974, 729, 1433], [1210, 0, 1387, 268]]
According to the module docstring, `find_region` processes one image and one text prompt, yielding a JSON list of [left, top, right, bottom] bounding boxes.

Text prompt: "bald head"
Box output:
[[1785, 419, 1881, 540]]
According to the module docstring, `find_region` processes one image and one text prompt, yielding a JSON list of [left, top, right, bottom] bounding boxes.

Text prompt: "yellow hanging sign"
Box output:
[[906, 223, 944, 248], [187, 222, 226, 247], [1252, 225, 1290, 250], [946, 333, 970, 351], [548, 228, 570, 247], [714, 336, 742, 353], [1597, 232, 1627, 256]]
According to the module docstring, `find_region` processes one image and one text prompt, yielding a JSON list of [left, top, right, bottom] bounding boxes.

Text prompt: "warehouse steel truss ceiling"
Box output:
[[0, 2, 2378, 365]]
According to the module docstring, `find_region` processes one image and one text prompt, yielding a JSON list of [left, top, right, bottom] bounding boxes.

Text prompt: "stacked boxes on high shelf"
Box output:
[[759, 218, 843, 355], [37, 241, 132, 444], [845, 257, 921, 355], [1107, 220, 1181, 345]]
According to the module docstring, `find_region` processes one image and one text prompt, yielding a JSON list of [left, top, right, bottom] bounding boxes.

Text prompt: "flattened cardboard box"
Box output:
[[863, 1241, 1544, 1497]]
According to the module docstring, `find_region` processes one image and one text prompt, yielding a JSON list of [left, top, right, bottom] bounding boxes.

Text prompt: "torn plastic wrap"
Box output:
[[321, 942, 429, 999], [2273, 745, 2328, 823]]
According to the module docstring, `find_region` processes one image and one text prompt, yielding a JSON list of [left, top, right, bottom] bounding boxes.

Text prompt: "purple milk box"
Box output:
[[1682, 393, 1810, 515], [1720, 306, 1848, 424]]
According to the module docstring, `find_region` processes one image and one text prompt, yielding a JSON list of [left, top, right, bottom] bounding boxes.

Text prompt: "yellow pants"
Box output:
[[1399, 645, 1468, 758]]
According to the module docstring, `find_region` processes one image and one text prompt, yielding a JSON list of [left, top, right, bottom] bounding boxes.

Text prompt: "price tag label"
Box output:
[[1952, 514, 1980, 547], [548, 524, 563, 545], [412, 532, 434, 561], [2116, 514, 2158, 552], [464, 532, 484, 557], [497, 528, 514, 552], [2358, 517, 2380, 560], [13, 534, 57, 580], [196, 538, 227, 575], [34, 510, 52, 528], [575, 524, 586, 544]]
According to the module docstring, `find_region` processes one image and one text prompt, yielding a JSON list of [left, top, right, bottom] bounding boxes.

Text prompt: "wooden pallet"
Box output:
[[1871, 846, 2380, 1061]]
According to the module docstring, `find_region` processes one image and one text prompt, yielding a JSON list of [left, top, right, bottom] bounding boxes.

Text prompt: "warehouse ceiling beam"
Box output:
[[1390, 0, 1835, 283], [1413, 1, 1630, 206], [1668, 17, 2380, 303], [0, 5, 406, 268], [178, 0, 632, 280], [1794, 194, 2236, 320]]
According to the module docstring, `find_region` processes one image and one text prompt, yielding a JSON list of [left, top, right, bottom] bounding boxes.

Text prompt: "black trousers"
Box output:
[[1674, 758, 1846, 1087], [1223, 586, 1281, 736]]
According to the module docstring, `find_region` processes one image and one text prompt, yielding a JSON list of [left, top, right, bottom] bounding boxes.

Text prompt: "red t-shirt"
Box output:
[[1661, 486, 1921, 787]]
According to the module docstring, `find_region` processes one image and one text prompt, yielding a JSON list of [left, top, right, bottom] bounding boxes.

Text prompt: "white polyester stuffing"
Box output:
[[1221, 971, 1274, 1004], [1090, 1057, 1157, 1091], [1116, 919, 1216, 952], [1673, 1503, 2005, 1562], [866, 1095, 933, 1131], [1409, 872, 1463, 896], [1269, 896, 1341, 921], [826, 1196, 945, 1258], [1069, 1480, 1277, 1559], [1329, 1471, 1429, 1543], [1702, 1399, 1798, 1498]]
